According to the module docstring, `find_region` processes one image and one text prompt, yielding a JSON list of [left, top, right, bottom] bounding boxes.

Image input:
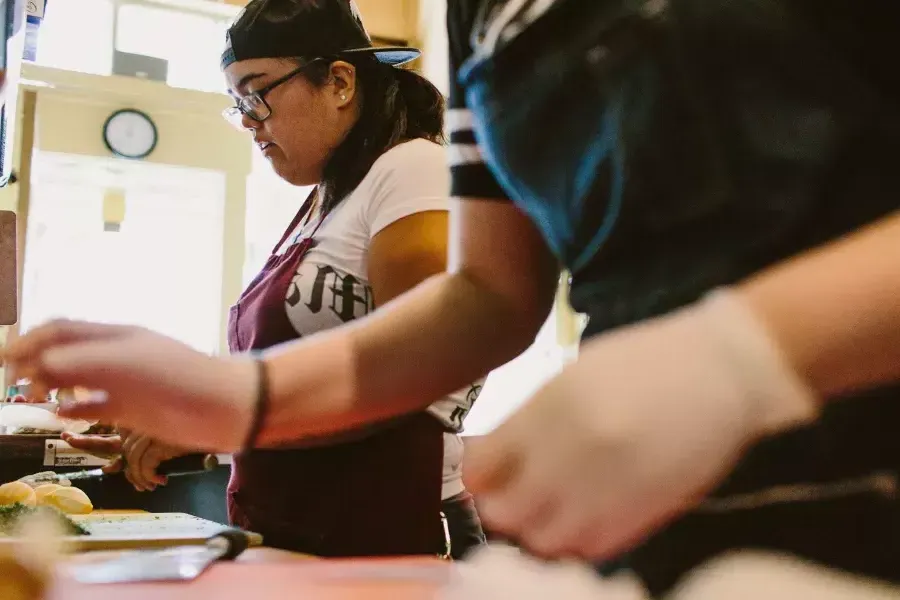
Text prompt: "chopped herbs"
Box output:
[[0, 503, 89, 536]]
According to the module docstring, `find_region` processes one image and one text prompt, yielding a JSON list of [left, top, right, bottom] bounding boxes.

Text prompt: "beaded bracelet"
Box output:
[[243, 358, 270, 451]]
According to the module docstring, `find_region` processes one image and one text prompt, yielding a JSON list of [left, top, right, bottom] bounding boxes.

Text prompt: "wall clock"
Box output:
[[102, 109, 158, 159]]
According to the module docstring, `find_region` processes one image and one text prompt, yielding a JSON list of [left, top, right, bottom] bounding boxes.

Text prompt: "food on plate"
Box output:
[[0, 503, 89, 536], [5, 427, 56, 435], [0, 482, 37, 507], [32, 484, 62, 506], [41, 486, 93, 515], [0, 481, 92, 532], [0, 404, 93, 435]]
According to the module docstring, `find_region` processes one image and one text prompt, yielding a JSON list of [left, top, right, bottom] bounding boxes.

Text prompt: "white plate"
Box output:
[[0, 404, 92, 434]]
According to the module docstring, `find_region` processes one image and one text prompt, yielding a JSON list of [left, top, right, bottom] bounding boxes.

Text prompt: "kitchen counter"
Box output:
[[54, 553, 448, 600], [6, 507, 445, 599], [50, 511, 444, 599], [44, 538, 900, 600], [53, 554, 900, 600], [51, 510, 418, 599]]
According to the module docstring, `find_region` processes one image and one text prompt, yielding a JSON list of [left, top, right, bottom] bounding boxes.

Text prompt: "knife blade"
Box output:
[[68, 453, 220, 481], [21, 454, 220, 487], [69, 529, 249, 584]]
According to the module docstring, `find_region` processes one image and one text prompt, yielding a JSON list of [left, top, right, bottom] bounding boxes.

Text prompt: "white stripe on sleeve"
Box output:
[[448, 143, 485, 167], [446, 108, 476, 134]]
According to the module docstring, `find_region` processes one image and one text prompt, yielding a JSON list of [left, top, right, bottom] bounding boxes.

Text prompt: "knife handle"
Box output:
[[208, 529, 250, 561], [157, 453, 220, 476]]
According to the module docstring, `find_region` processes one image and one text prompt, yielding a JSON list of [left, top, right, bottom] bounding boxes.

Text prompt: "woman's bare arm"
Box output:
[[260, 199, 560, 444], [739, 210, 900, 399]]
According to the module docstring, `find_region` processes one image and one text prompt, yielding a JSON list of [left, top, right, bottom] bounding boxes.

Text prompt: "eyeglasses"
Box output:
[[222, 57, 324, 129]]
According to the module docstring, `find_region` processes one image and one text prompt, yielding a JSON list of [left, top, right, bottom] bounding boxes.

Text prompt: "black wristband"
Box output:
[[243, 358, 270, 452]]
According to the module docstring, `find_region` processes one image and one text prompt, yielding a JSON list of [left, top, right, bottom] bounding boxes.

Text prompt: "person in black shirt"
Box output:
[[447, 0, 900, 593], [3, 0, 900, 593]]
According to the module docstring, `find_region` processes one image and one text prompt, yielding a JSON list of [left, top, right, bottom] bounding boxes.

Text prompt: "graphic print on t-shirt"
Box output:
[[285, 261, 375, 335], [286, 264, 375, 325]]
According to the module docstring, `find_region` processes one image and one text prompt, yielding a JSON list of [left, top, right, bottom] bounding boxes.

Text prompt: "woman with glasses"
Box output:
[[61, 0, 486, 559]]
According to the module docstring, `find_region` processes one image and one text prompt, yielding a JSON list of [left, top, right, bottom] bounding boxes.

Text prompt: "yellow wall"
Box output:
[[355, 0, 417, 42], [28, 66, 248, 173], [0, 87, 28, 212], [217, 0, 418, 42], [0, 87, 33, 386]]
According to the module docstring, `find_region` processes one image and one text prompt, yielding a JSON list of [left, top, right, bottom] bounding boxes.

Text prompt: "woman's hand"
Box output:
[[119, 433, 186, 492], [465, 290, 819, 561], [62, 430, 188, 491], [60, 432, 125, 475], [1, 320, 259, 452]]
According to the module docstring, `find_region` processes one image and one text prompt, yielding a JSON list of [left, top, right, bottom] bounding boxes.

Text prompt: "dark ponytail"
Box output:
[[301, 56, 446, 214], [389, 67, 445, 146]]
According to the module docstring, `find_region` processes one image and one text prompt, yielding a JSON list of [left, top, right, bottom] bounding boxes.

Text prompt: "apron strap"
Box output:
[[271, 187, 319, 254]]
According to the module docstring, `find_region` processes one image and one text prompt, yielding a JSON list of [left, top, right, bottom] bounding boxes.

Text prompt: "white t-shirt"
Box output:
[[274, 138, 480, 499]]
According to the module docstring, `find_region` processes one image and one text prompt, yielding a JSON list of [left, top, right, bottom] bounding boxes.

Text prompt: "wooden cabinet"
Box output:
[[354, 0, 416, 43], [217, 0, 417, 44]]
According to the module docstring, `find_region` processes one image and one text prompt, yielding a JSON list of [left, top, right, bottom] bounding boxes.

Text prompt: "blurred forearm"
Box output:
[[355, 269, 547, 416], [260, 271, 552, 445], [258, 200, 560, 446], [739, 211, 900, 399]]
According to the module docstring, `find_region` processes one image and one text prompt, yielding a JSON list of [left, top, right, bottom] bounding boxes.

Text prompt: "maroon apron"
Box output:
[[226, 189, 444, 557]]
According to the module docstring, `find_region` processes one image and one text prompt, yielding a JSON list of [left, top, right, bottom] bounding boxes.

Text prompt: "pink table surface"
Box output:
[[52, 553, 452, 600]]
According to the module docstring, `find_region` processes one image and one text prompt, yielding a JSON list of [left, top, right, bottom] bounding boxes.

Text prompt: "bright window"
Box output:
[[34, 0, 115, 75], [21, 152, 227, 355], [243, 149, 314, 286], [463, 309, 566, 436], [115, 3, 230, 93]]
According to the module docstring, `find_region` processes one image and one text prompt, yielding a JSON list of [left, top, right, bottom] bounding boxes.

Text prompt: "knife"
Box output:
[[20, 454, 220, 487], [69, 529, 250, 584]]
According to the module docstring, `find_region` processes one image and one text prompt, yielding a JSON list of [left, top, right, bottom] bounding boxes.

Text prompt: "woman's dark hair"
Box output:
[[300, 56, 445, 214]]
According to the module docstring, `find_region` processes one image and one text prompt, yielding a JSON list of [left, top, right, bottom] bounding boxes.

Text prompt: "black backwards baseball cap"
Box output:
[[221, 0, 421, 71]]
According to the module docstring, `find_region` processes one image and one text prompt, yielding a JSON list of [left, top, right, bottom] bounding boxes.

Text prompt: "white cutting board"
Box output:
[[69, 512, 264, 551], [0, 512, 263, 551]]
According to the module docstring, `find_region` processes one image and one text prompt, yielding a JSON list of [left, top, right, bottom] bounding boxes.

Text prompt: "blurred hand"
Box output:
[[465, 291, 818, 560], [443, 544, 647, 600], [669, 551, 900, 600], [1, 320, 258, 452]]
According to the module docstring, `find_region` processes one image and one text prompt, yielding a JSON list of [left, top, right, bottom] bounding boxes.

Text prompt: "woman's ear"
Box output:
[[329, 60, 357, 108]]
